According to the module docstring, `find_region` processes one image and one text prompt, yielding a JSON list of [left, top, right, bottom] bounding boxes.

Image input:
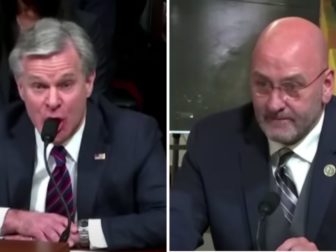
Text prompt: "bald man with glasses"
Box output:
[[171, 17, 335, 251]]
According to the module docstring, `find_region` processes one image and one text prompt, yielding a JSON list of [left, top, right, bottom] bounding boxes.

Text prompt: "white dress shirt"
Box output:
[[268, 111, 324, 194], [0, 117, 107, 249]]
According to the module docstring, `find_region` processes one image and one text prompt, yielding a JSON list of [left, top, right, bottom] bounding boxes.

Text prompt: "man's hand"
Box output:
[[276, 237, 318, 251], [2, 209, 79, 247], [68, 226, 80, 247], [3, 235, 33, 241], [3, 229, 79, 247]]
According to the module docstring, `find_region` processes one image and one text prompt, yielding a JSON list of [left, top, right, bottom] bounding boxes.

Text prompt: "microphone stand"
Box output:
[[43, 142, 71, 243], [256, 214, 266, 250], [256, 192, 280, 250]]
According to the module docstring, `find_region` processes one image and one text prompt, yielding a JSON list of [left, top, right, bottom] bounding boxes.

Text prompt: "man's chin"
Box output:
[[261, 124, 297, 144], [267, 131, 298, 145], [53, 133, 67, 146]]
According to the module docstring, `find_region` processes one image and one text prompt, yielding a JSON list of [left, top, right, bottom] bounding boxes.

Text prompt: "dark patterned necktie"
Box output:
[[274, 148, 298, 224], [45, 146, 75, 220]]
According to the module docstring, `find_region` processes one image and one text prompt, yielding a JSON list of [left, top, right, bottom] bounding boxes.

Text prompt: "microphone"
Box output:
[[256, 192, 280, 250], [41, 118, 60, 144], [41, 118, 71, 243]]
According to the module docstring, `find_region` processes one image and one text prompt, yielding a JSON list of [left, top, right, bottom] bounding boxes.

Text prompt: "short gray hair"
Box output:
[[9, 18, 96, 79]]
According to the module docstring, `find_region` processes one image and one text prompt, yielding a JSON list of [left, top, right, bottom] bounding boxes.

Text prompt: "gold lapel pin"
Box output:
[[324, 164, 336, 177], [94, 153, 106, 160]]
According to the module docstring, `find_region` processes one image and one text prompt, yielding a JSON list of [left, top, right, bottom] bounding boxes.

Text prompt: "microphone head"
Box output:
[[258, 192, 280, 216], [41, 118, 60, 143]]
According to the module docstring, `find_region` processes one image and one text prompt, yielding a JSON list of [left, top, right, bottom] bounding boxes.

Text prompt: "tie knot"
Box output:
[[51, 145, 66, 166], [277, 148, 293, 168]]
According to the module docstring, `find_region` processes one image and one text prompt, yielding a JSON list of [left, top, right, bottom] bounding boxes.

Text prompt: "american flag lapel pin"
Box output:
[[94, 153, 106, 160]]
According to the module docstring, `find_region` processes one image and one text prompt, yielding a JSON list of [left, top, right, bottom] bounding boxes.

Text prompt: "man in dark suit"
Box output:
[[0, 18, 166, 250], [170, 17, 335, 250]]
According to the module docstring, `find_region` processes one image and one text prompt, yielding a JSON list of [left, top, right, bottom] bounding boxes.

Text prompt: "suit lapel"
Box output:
[[8, 110, 35, 209], [77, 101, 109, 219], [241, 119, 270, 247], [306, 99, 336, 240]]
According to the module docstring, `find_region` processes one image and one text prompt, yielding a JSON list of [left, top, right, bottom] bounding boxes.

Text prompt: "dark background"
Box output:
[[170, 0, 320, 132]]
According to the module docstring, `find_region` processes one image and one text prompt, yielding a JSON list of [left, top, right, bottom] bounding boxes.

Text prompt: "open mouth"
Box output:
[[44, 117, 64, 134], [57, 119, 64, 133]]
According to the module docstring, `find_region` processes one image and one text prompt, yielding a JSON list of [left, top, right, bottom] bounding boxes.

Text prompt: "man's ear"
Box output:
[[85, 71, 95, 97], [322, 68, 334, 104], [16, 79, 25, 101]]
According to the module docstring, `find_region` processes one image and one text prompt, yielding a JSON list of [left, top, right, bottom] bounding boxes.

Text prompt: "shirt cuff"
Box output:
[[88, 219, 107, 249], [0, 208, 9, 235]]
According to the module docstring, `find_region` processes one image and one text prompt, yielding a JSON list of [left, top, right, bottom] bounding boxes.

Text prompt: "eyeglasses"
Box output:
[[251, 67, 328, 99]]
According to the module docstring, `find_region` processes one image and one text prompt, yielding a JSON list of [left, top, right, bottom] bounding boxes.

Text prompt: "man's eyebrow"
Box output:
[[281, 74, 305, 83], [251, 71, 271, 81], [26, 76, 45, 82], [60, 73, 76, 79], [252, 71, 305, 82]]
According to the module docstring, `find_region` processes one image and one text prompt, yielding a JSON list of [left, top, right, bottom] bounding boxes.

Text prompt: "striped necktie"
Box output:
[[274, 148, 298, 224], [45, 146, 75, 220]]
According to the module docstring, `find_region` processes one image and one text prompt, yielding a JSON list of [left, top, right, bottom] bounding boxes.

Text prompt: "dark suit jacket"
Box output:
[[171, 96, 336, 250], [75, 10, 112, 96], [73, 0, 116, 43], [0, 98, 166, 250]]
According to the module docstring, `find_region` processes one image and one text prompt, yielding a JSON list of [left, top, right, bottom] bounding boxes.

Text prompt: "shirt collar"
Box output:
[[35, 116, 86, 162], [268, 110, 324, 163]]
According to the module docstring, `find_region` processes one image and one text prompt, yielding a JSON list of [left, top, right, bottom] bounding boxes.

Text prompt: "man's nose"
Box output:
[[266, 88, 287, 112], [46, 88, 61, 110]]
